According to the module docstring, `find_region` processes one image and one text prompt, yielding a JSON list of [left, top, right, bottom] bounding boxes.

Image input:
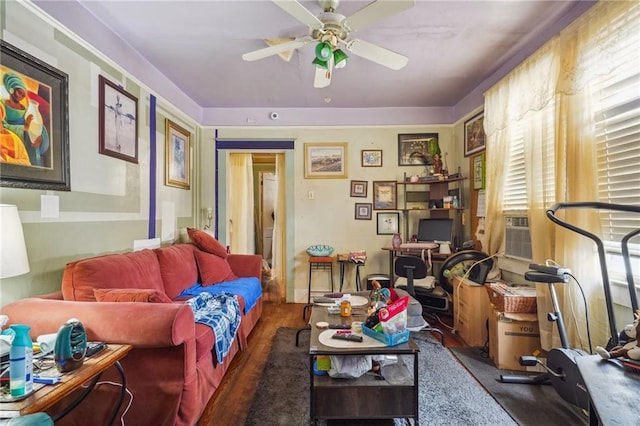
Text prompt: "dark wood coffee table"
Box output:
[[308, 302, 419, 425]]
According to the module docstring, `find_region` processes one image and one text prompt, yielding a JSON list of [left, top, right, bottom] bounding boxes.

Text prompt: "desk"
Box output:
[[1, 344, 132, 423], [575, 355, 640, 425], [381, 247, 449, 283]]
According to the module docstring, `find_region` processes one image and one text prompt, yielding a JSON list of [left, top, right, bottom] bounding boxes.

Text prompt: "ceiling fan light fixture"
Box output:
[[314, 41, 333, 61], [333, 49, 348, 69], [312, 57, 328, 69]]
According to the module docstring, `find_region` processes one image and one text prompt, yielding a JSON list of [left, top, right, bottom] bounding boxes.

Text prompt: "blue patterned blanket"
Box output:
[[178, 277, 262, 313], [185, 292, 241, 363]]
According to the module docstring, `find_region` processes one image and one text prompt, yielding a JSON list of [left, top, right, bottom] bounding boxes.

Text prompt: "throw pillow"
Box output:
[[194, 250, 238, 286], [187, 227, 228, 258], [93, 288, 173, 303]]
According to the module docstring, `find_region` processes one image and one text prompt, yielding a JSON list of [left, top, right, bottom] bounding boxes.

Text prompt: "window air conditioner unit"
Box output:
[[504, 216, 533, 261]]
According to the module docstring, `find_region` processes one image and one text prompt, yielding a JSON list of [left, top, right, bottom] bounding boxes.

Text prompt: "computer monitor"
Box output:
[[417, 218, 453, 243]]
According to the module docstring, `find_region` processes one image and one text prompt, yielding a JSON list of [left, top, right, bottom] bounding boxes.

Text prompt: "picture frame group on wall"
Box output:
[[397, 133, 439, 166], [373, 180, 397, 210], [304, 142, 348, 179], [165, 119, 191, 189], [361, 149, 382, 167], [98, 75, 138, 163], [0, 40, 70, 190], [354, 203, 372, 220], [464, 111, 486, 157], [350, 180, 368, 197], [376, 212, 400, 235]]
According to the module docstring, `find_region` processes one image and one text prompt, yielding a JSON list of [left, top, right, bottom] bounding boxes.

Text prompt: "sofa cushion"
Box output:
[[194, 250, 238, 286], [187, 228, 227, 258], [94, 288, 173, 303], [62, 249, 164, 301], [155, 244, 199, 299]]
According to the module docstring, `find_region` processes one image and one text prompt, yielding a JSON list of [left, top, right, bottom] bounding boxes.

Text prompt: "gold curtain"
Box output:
[[483, 0, 639, 350], [228, 153, 255, 254]]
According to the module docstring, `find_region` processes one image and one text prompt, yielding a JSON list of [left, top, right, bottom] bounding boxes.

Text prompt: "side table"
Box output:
[[0, 344, 132, 424]]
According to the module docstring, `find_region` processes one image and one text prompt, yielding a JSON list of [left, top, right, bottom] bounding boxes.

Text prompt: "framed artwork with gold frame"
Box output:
[[304, 142, 348, 179], [165, 119, 190, 189]]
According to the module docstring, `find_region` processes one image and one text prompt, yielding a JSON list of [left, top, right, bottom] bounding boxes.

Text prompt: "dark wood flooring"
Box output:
[[197, 301, 464, 426]]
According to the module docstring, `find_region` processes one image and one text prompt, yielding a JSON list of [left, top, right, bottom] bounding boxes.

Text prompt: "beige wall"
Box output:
[[211, 125, 476, 302]]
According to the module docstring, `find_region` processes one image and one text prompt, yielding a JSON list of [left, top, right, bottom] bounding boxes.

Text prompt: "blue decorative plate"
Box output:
[[307, 245, 334, 257]]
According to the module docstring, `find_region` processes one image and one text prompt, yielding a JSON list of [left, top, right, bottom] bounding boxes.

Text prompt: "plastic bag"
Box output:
[[328, 355, 372, 379]]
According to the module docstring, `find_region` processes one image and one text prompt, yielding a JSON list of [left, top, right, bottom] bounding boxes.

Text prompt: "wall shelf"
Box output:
[[398, 173, 467, 248]]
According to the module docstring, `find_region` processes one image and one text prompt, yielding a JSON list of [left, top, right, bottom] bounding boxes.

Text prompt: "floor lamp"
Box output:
[[0, 204, 30, 280]]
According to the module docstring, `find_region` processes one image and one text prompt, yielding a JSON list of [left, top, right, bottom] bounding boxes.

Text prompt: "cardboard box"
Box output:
[[489, 309, 544, 371]]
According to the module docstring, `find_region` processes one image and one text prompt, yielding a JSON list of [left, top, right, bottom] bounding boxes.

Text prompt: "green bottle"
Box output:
[[9, 324, 33, 397]]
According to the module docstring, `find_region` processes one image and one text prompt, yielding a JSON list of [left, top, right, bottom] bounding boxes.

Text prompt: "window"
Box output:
[[593, 13, 640, 289], [497, 1, 640, 296]]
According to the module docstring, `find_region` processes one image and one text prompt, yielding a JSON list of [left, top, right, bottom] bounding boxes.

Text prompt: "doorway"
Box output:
[[215, 140, 295, 302]]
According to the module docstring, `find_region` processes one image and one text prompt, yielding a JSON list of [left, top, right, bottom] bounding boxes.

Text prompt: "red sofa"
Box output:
[[1, 241, 262, 426]]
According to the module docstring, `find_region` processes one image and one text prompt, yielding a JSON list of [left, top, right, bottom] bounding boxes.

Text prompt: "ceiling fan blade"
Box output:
[[272, 0, 323, 30], [344, 0, 415, 33], [242, 36, 313, 61], [344, 38, 408, 70], [314, 55, 333, 88]]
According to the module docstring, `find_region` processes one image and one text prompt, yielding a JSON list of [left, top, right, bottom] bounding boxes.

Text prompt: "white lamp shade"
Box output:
[[0, 204, 30, 279]]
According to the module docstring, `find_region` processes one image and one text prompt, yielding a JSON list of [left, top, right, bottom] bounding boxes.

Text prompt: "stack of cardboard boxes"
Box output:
[[486, 282, 544, 371]]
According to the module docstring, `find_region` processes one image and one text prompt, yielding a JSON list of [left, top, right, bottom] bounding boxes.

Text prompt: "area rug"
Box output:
[[450, 346, 586, 426], [245, 328, 517, 425]]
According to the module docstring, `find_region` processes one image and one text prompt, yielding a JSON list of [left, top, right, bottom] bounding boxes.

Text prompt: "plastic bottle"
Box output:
[[9, 324, 33, 397], [452, 195, 459, 208]]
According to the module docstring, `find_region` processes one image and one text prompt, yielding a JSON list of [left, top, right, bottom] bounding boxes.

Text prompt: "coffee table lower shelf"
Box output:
[[310, 355, 418, 424]]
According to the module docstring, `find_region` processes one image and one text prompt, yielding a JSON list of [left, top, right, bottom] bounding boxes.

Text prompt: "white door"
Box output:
[[262, 173, 276, 263]]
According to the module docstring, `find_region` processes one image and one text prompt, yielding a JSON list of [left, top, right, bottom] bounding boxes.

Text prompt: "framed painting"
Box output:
[[397, 133, 439, 166], [304, 142, 348, 179], [361, 149, 382, 167], [473, 153, 485, 190], [98, 75, 138, 163], [165, 119, 191, 189], [350, 180, 367, 198], [377, 212, 400, 235], [465, 111, 485, 157], [373, 180, 397, 210], [355, 203, 372, 220], [0, 40, 70, 190]]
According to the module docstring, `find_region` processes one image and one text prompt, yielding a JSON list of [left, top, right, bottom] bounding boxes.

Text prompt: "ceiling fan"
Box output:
[[242, 0, 415, 88]]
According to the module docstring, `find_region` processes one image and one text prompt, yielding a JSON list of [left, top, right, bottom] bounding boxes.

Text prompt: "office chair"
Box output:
[[394, 255, 445, 345]]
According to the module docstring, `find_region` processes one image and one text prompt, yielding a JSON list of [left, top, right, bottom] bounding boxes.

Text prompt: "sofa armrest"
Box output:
[[227, 254, 262, 279], [1, 298, 195, 349]]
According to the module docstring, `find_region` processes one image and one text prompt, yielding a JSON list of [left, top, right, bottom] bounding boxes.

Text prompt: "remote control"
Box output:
[[331, 334, 363, 342], [85, 342, 106, 358], [328, 324, 351, 329]]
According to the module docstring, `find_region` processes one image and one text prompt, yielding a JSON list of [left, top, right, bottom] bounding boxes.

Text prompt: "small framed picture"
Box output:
[[361, 149, 382, 167], [377, 212, 400, 235], [350, 180, 368, 197], [99, 75, 138, 163], [355, 203, 372, 220], [373, 181, 397, 210], [165, 119, 191, 189], [465, 111, 485, 157], [473, 153, 485, 190]]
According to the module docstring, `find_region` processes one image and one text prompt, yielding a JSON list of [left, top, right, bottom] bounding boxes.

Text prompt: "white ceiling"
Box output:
[[34, 0, 593, 112]]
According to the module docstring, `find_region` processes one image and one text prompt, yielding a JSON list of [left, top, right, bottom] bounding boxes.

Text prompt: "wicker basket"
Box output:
[[485, 282, 537, 313]]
